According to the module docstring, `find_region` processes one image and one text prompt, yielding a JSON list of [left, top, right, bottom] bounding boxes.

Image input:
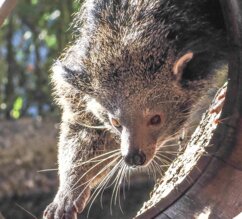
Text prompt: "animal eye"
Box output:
[[111, 118, 122, 128], [150, 115, 161, 125]]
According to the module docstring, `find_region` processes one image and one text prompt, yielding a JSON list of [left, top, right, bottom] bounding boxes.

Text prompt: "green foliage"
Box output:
[[45, 34, 57, 49], [31, 0, 38, 5], [0, 0, 80, 119], [11, 97, 23, 119]]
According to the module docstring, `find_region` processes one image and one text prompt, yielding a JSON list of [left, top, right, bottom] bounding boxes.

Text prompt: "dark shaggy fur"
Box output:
[[44, 1, 228, 218]]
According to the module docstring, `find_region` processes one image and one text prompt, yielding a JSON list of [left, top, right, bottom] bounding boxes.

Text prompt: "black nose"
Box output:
[[124, 150, 146, 167]]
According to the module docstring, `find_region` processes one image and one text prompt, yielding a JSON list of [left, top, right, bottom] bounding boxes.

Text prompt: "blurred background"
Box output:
[[0, 1, 154, 218]]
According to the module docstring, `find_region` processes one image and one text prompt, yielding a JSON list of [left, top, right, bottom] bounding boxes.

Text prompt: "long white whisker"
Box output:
[[158, 152, 175, 161], [160, 144, 179, 148], [77, 152, 120, 166], [110, 161, 124, 214], [116, 162, 126, 214], [75, 149, 120, 166], [86, 158, 123, 217], [150, 162, 157, 182], [153, 158, 165, 176], [122, 165, 128, 200], [71, 151, 120, 191], [154, 155, 170, 165], [154, 155, 170, 167], [37, 168, 58, 173], [71, 156, 120, 202], [100, 159, 124, 206]]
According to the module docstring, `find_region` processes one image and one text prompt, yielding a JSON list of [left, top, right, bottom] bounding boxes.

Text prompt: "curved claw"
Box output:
[[210, 87, 227, 114], [43, 188, 90, 219]]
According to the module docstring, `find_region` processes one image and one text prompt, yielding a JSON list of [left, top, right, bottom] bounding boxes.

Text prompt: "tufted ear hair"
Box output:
[[52, 61, 94, 94], [173, 51, 194, 82]]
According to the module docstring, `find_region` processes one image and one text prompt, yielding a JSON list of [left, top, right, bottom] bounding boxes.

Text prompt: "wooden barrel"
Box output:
[[136, 0, 242, 218]]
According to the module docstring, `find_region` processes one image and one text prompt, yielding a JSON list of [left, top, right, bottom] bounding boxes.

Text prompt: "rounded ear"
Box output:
[[52, 61, 93, 93], [173, 52, 194, 82]]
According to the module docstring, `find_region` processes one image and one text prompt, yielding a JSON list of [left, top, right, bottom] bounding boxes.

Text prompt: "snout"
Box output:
[[120, 126, 157, 167], [123, 149, 146, 167]]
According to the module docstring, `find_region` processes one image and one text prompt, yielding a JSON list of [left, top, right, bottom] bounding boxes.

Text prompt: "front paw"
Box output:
[[43, 201, 76, 219], [43, 188, 90, 219]]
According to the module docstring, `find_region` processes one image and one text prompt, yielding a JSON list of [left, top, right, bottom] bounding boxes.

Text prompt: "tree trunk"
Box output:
[[4, 15, 15, 119], [0, 0, 17, 27]]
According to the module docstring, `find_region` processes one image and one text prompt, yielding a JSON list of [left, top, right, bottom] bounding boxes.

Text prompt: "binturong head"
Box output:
[[56, 0, 227, 168], [57, 43, 224, 168], [89, 49, 215, 168], [100, 51, 198, 167]]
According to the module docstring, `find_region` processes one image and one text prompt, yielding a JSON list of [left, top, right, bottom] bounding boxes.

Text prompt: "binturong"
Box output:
[[44, 0, 228, 218]]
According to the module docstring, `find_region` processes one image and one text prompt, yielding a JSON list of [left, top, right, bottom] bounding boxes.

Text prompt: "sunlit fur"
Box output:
[[44, 0, 228, 218]]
